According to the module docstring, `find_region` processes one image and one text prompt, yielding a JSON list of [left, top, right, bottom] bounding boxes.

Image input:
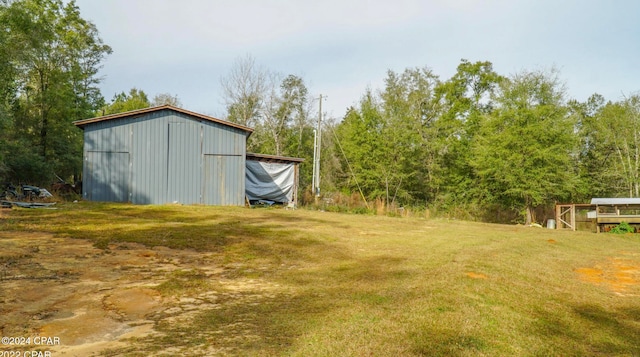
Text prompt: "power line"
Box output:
[[328, 123, 370, 209]]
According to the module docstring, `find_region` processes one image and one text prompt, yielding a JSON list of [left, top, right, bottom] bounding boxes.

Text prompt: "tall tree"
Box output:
[[261, 74, 309, 156], [569, 93, 607, 199], [280, 74, 310, 156], [582, 95, 640, 197], [220, 56, 314, 158], [0, 0, 111, 183], [220, 54, 266, 128], [335, 91, 389, 200], [435, 60, 502, 210], [379, 67, 442, 205], [472, 69, 578, 224]]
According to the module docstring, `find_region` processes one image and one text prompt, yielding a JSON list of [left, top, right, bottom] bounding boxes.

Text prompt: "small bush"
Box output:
[[610, 222, 635, 234]]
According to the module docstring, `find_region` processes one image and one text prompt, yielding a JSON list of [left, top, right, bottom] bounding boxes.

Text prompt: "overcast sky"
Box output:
[[73, 0, 640, 120]]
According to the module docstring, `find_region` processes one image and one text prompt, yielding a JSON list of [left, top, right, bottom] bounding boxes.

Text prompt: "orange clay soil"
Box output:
[[0, 232, 280, 356], [575, 253, 640, 296]]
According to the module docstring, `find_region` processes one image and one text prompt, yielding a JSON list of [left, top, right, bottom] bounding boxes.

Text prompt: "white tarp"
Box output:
[[245, 160, 295, 203]]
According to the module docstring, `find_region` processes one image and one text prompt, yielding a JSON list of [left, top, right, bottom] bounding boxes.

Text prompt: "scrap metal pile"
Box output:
[[1, 183, 56, 209]]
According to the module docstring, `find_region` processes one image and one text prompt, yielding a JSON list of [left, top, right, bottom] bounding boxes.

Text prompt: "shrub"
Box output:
[[610, 221, 635, 234]]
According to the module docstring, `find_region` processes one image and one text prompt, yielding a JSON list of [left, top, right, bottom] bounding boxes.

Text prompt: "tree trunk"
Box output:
[[524, 197, 535, 225], [525, 205, 534, 225]]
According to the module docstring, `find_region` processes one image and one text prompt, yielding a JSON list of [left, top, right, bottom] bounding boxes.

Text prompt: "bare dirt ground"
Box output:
[[0, 231, 280, 356], [575, 251, 640, 296]]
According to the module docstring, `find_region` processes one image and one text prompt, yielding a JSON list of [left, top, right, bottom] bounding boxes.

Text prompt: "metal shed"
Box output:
[[73, 105, 253, 205]]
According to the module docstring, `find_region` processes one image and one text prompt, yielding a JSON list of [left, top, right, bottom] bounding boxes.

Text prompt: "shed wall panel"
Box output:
[[130, 113, 169, 204], [85, 151, 130, 202], [84, 121, 131, 152], [168, 122, 202, 204], [202, 121, 247, 155], [203, 155, 245, 205]]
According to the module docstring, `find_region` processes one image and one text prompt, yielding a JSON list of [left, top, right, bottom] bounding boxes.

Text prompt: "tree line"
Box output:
[[1, 0, 639, 224], [221, 56, 640, 224]]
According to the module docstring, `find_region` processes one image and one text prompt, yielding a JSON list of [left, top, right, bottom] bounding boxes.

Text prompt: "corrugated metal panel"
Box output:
[[84, 120, 131, 152], [130, 111, 169, 204], [201, 120, 248, 155], [85, 151, 130, 202], [203, 155, 245, 205], [167, 122, 202, 204], [590, 198, 640, 205]]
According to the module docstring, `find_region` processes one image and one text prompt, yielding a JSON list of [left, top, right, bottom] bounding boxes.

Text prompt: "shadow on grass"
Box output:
[[150, 294, 335, 355], [573, 304, 640, 355], [1, 203, 362, 354], [0, 203, 340, 256], [121, 254, 420, 355], [410, 330, 487, 357], [530, 303, 640, 356]]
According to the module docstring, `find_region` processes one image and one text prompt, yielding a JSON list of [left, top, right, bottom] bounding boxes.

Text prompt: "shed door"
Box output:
[[167, 122, 202, 204], [203, 155, 244, 205], [86, 151, 130, 202]]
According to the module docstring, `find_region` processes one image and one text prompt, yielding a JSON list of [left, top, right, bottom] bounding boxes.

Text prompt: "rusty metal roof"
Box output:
[[590, 198, 640, 205], [246, 152, 305, 163], [73, 104, 254, 133]]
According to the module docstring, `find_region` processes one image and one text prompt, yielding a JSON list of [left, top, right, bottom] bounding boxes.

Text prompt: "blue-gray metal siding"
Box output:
[[203, 155, 245, 205], [82, 109, 247, 205], [168, 122, 202, 204], [84, 151, 130, 202]]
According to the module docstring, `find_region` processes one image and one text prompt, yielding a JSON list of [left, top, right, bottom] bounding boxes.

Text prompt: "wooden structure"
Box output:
[[555, 198, 640, 232], [554, 203, 594, 231], [590, 198, 640, 233]]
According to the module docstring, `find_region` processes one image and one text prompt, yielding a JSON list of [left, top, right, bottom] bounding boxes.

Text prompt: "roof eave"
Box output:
[[73, 105, 254, 133], [246, 152, 305, 163]]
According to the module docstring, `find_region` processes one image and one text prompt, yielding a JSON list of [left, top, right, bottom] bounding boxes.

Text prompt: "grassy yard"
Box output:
[[1, 202, 639, 356]]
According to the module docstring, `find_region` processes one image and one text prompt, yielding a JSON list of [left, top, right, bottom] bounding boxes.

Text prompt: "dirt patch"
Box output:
[[575, 253, 640, 296], [0, 231, 280, 355], [466, 272, 488, 279]]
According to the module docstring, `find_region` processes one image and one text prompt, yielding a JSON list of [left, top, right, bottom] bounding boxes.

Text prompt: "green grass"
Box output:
[[1, 202, 639, 356]]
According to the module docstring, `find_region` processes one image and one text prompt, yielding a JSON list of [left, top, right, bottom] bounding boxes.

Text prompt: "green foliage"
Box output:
[[471, 69, 577, 224], [322, 204, 373, 215], [335, 91, 387, 200], [580, 94, 640, 198], [0, 0, 111, 183], [100, 87, 150, 115], [2, 139, 52, 184], [609, 221, 634, 234], [435, 60, 503, 207], [333, 63, 503, 211]]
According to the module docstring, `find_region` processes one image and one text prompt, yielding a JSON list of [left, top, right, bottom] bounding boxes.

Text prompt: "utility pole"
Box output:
[[313, 94, 324, 204], [312, 128, 317, 199]]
